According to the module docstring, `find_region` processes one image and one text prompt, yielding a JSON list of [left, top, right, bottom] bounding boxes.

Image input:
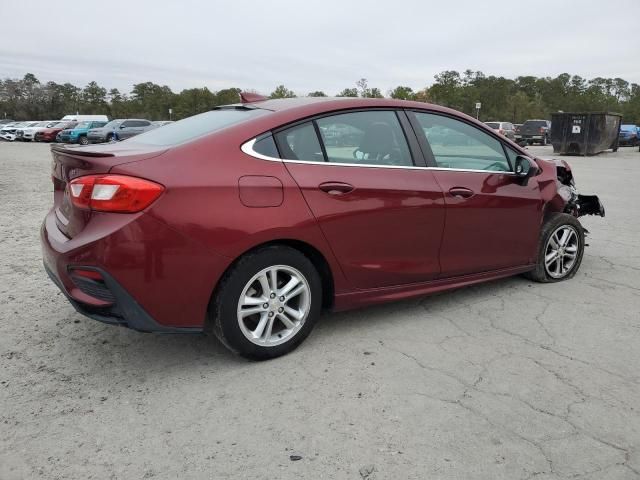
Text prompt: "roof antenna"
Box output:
[[240, 92, 268, 103]]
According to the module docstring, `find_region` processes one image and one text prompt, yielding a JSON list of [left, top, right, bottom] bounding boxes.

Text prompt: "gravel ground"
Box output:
[[1, 142, 639, 480]]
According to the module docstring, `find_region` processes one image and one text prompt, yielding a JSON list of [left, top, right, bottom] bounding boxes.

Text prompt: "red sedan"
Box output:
[[41, 96, 604, 359], [35, 121, 77, 142]]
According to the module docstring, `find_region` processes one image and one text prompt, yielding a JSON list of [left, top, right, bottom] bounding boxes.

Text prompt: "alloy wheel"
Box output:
[[544, 225, 579, 279], [237, 265, 311, 347]]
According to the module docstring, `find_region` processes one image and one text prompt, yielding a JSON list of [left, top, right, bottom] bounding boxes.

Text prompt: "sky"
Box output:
[[1, 0, 637, 95]]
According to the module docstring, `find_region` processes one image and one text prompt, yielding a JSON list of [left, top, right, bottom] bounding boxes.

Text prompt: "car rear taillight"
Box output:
[[68, 175, 164, 213]]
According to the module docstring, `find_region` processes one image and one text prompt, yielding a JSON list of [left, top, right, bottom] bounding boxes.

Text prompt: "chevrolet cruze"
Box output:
[[41, 95, 604, 359]]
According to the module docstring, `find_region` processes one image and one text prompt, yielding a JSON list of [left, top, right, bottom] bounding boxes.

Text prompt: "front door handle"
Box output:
[[449, 187, 475, 198], [319, 182, 355, 196]]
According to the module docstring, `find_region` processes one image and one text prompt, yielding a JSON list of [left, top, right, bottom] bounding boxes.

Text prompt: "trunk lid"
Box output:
[[51, 143, 168, 238]]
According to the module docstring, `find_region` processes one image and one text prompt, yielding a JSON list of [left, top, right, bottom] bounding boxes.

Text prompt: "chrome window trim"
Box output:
[[240, 138, 516, 175]]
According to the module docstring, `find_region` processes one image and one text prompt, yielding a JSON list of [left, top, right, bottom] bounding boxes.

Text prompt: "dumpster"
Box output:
[[550, 112, 622, 156]]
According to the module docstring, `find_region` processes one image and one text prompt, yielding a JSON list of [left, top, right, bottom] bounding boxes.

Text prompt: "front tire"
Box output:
[[525, 213, 585, 283], [209, 246, 322, 360], [78, 135, 89, 145]]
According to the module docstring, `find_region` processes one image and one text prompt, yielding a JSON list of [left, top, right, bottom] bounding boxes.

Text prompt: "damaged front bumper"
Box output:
[[574, 194, 605, 217], [559, 184, 605, 218], [552, 159, 605, 218]]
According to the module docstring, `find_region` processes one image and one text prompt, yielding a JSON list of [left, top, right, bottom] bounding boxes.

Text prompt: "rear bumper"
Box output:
[[43, 261, 201, 333], [41, 208, 231, 333]]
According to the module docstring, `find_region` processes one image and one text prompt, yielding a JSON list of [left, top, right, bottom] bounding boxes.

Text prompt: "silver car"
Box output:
[[87, 119, 155, 143]]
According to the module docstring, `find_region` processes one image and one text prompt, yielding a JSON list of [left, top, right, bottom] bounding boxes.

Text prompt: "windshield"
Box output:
[[75, 122, 90, 129], [621, 124, 637, 132], [130, 108, 269, 146], [485, 122, 500, 129]]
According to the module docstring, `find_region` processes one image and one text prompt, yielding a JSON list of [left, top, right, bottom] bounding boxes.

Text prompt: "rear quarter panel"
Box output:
[[110, 128, 351, 295]]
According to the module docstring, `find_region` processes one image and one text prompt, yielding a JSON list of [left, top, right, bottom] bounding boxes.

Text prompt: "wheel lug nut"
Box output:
[[270, 293, 276, 299], [278, 307, 284, 313], [262, 303, 268, 309], [268, 312, 274, 317], [279, 296, 285, 301]]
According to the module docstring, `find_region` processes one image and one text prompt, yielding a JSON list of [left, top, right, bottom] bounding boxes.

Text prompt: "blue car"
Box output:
[[56, 120, 108, 145], [618, 124, 639, 147]]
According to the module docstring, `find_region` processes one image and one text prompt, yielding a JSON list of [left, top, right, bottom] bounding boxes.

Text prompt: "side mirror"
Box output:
[[514, 155, 538, 184], [119, 124, 126, 129]]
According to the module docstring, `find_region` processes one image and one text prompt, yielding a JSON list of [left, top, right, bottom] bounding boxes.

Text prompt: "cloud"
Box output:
[[1, 0, 636, 94]]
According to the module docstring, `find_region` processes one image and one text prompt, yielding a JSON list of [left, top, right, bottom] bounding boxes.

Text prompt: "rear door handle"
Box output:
[[319, 182, 355, 195], [449, 187, 475, 198]]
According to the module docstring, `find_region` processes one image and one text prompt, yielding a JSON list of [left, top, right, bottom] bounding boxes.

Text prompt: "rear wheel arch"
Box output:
[[207, 239, 335, 328]]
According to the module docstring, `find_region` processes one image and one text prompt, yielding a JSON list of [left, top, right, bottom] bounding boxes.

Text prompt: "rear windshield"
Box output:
[[130, 108, 269, 146], [485, 122, 500, 129], [523, 120, 547, 127]]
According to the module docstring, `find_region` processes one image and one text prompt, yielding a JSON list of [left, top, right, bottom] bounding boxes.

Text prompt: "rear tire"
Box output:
[[209, 246, 322, 360], [524, 213, 585, 283]]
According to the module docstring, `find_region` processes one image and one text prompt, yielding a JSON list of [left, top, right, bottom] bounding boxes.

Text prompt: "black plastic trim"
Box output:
[[45, 263, 202, 334]]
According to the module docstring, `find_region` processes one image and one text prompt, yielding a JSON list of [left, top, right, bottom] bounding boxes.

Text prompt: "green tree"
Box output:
[[270, 85, 296, 99], [337, 88, 358, 97], [308, 91, 327, 97], [389, 86, 414, 100]]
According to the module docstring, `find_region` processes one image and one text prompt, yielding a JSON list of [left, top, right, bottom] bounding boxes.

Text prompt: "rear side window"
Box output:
[[414, 112, 511, 172], [132, 109, 269, 146], [274, 123, 324, 162], [253, 134, 279, 158], [485, 122, 500, 129], [129, 120, 151, 127], [316, 111, 413, 167]]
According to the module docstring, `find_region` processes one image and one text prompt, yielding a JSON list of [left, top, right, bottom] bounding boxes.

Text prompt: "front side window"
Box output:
[[414, 112, 511, 172], [316, 111, 412, 167], [274, 122, 324, 162]]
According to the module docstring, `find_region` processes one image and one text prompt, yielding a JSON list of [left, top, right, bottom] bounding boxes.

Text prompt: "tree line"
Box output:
[[2, 71, 639, 124]]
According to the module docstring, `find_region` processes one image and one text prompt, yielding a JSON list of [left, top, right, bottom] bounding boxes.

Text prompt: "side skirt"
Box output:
[[333, 264, 535, 311]]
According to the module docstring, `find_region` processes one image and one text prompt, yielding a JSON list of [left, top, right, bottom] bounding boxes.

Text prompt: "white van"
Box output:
[[61, 114, 109, 122]]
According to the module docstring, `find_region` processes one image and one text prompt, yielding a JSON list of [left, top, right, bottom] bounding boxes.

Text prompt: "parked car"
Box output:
[[618, 124, 639, 146], [0, 119, 15, 125], [1, 121, 39, 141], [513, 123, 522, 137], [61, 114, 109, 123], [35, 121, 78, 142], [41, 97, 604, 360], [518, 119, 552, 145], [87, 119, 155, 144], [484, 121, 516, 140], [16, 120, 60, 141], [57, 120, 108, 144], [152, 120, 174, 127]]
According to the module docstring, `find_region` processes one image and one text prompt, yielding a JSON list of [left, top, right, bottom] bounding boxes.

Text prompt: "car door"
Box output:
[[274, 109, 446, 289], [409, 111, 544, 277], [118, 120, 135, 139]]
